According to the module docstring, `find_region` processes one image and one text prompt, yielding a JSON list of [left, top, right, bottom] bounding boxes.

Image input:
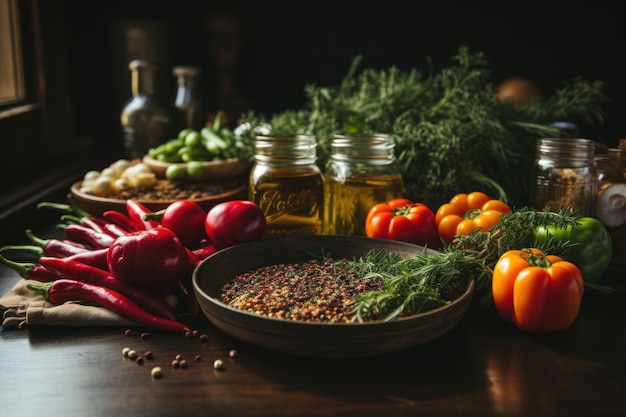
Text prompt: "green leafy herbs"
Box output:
[[238, 46, 608, 209]]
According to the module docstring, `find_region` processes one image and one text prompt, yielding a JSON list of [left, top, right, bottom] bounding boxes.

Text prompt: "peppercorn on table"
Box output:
[[1, 224, 626, 417]]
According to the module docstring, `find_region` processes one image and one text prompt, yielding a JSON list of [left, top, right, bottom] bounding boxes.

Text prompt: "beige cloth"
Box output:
[[0, 279, 136, 328]]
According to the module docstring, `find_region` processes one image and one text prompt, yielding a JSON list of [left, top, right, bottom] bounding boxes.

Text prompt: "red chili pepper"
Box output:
[[192, 243, 216, 261], [101, 222, 129, 238], [175, 280, 200, 317], [126, 199, 159, 231], [26, 229, 91, 257], [39, 256, 178, 321], [0, 244, 109, 273], [107, 227, 190, 293], [27, 279, 189, 334], [64, 224, 116, 249], [60, 214, 111, 235], [0, 248, 59, 282], [63, 248, 109, 271], [102, 210, 136, 233]]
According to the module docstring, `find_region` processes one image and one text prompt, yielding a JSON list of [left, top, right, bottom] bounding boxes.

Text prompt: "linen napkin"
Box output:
[[0, 279, 135, 328]]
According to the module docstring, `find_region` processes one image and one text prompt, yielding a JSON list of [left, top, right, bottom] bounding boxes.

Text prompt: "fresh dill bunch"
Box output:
[[238, 46, 609, 209]]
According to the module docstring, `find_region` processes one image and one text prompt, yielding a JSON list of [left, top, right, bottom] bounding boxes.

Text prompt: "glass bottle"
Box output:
[[249, 135, 324, 236], [323, 134, 404, 236], [530, 138, 598, 216], [173, 65, 206, 132], [120, 60, 172, 159]]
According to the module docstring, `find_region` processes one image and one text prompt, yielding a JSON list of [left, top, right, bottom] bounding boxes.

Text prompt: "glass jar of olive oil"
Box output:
[[323, 134, 404, 236], [249, 135, 324, 236]]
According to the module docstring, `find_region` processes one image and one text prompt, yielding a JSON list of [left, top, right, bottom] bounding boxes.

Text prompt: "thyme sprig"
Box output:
[[347, 206, 581, 321]]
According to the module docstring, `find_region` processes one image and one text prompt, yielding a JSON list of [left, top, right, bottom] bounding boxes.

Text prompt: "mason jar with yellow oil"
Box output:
[[249, 135, 324, 236], [323, 134, 404, 236]]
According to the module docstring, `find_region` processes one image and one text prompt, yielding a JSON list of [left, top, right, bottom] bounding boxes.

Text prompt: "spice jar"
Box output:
[[596, 149, 626, 270], [249, 135, 324, 236], [323, 134, 404, 236], [531, 138, 598, 216]]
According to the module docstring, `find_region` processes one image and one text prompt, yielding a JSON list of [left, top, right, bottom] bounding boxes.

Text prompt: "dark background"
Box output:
[[58, 1, 625, 154]]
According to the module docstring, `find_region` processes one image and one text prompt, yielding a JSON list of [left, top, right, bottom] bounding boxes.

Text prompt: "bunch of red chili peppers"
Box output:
[[0, 196, 245, 334]]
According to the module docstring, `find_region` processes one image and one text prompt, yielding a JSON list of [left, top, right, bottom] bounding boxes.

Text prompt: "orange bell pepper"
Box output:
[[492, 248, 584, 332], [435, 191, 511, 244]]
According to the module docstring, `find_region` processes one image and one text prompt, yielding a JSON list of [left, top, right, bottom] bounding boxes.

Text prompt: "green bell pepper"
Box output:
[[533, 216, 612, 283]]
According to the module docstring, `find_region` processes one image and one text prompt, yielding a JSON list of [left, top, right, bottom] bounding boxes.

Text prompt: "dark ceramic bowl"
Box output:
[[193, 235, 475, 358]]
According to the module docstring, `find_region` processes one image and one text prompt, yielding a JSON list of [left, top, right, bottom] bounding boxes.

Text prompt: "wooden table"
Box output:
[[1, 228, 625, 417]]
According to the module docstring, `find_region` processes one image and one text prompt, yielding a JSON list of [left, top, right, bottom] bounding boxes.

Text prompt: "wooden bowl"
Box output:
[[192, 235, 475, 358], [70, 180, 247, 217], [142, 155, 251, 180]]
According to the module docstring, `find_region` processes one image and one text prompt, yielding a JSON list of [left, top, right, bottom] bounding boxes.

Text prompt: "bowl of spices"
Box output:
[[192, 235, 475, 358]]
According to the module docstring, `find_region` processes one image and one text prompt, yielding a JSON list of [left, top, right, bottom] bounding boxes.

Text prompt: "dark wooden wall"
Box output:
[[58, 1, 625, 154]]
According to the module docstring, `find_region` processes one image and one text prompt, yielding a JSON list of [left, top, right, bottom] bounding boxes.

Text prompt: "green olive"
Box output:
[[186, 161, 207, 180], [165, 164, 186, 180], [184, 130, 202, 148]]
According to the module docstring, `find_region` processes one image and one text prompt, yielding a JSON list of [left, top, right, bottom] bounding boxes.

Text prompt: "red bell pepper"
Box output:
[[107, 227, 190, 294], [365, 198, 441, 249]]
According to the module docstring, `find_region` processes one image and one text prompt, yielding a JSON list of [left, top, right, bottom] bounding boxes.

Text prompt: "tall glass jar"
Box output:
[[323, 134, 404, 236], [530, 138, 598, 216], [173, 65, 206, 132], [249, 135, 324, 236], [120, 60, 172, 159]]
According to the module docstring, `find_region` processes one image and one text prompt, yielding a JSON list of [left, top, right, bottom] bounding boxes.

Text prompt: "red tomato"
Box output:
[[205, 200, 267, 250], [365, 198, 441, 248], [160, 200, 207, 248]]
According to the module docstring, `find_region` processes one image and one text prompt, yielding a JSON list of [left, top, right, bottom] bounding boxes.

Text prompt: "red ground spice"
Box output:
[[219, 258, 385, 323]]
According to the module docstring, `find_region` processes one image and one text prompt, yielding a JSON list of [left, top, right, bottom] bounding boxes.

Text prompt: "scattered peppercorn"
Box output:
[[127, 349, 138, 360], [195, 355, 202, 362], [179, 359, 188, 369], [140, 332, 151, 340], [136, 356, 144, 365], [124, 329, 133, 337], [213, 359, 223, 370], [122, 347, 131, 357], [144, 351, 154, 360], [172, 359, 180, 368], [199, 334, 209, 342], [151, 367, 163, 379], [229, 349, 238, 358]]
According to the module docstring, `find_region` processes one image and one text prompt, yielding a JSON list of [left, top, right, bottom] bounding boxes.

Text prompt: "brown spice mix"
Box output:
[[220, 259, 385, 323]]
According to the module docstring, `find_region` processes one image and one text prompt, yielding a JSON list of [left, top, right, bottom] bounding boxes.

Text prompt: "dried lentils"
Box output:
[[220, 258, 384, 323]]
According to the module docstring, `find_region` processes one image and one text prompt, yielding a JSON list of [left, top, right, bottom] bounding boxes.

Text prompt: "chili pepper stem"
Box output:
[[0, 251, 38, 278]]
